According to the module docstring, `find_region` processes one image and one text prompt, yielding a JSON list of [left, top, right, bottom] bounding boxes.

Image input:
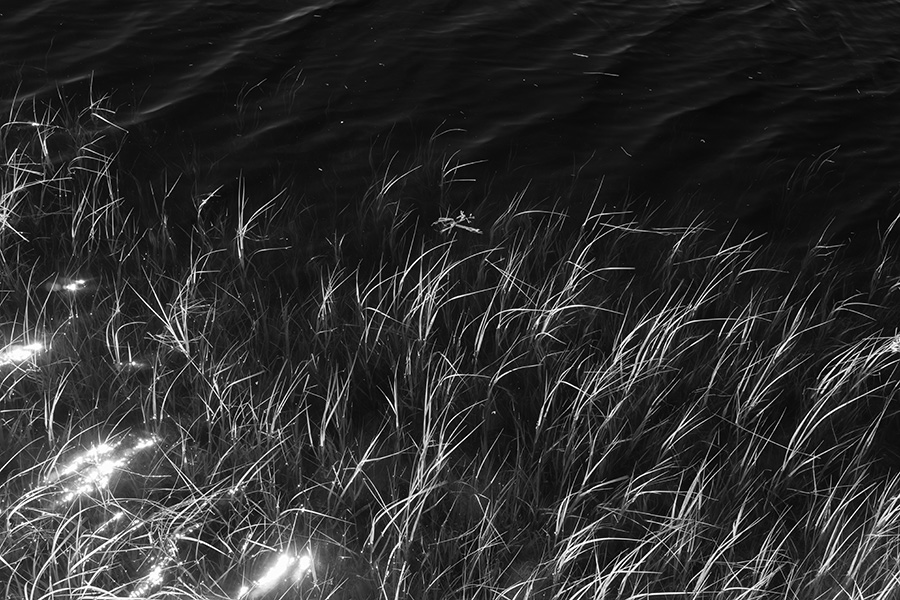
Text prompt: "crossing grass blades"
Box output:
[[2, 91, 900, 600]]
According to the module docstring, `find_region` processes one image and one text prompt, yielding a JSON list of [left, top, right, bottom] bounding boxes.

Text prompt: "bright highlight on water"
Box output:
[[45, 435, 157, 506], [0, 341, 44, 365], [238, 551, 313, 599], [46, 277, 88, 293], [0, 275, 94, 366]]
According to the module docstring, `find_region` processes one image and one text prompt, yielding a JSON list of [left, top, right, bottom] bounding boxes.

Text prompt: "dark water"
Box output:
[[3, 0, 900, 249]]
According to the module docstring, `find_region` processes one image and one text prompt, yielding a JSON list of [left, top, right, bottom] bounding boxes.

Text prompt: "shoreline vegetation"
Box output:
[[3, 92, 900, 600]]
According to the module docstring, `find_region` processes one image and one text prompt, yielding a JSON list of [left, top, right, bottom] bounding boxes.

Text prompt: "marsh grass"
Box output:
[[3, 91, 900, 600]]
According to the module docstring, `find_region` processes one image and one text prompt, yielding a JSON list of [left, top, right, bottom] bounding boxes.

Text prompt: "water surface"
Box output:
[[3, 0, 899, 247]]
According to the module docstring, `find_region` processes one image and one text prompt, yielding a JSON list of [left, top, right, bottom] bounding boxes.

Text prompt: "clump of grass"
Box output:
[[3, 90, 900, 600]]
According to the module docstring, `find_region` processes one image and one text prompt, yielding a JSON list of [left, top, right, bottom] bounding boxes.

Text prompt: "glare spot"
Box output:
[[44, 276, 90, 293], [132, 556, 171, 598], [63, 279, 87, 292], [46, 434, 158, 506], [133, 437, 156, 450], [132, 562, 165, 597], [0, 341, 44, 365], [130, 529, 185, 597], [96, 510, 126, 534], [237, 550, 313, 599], [888, 335, 900, 353], [116, 358, 151, 372], [295, 553, 312, 579], [257, 553, 294, 591]]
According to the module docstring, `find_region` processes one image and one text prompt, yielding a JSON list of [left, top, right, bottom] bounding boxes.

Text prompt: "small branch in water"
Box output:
[[433, 211, 482, 236]]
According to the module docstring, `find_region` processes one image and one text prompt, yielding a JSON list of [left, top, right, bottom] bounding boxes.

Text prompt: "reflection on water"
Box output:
[[133, 558, 170, 598], [114, 357, 152, 372], [95, 508, 128, 533], [44, 277, 89, 293], [0, 341, 44, 365], [0, 274, 96, 367], [238, 550, 313, 600], [38, 433, 186, 597], [6, 266, 320, 598], [29, 432, 318, 598], [45, 434, 157, 506], [131, 523, 199, 598]]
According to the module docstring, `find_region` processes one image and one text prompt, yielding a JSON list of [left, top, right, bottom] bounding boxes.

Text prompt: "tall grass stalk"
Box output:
[[2, 93, 900, 600]]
